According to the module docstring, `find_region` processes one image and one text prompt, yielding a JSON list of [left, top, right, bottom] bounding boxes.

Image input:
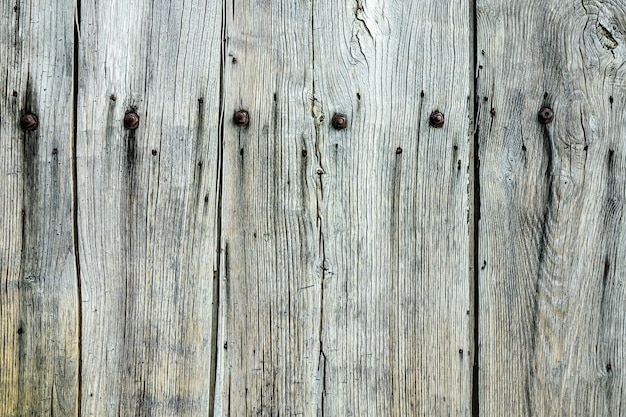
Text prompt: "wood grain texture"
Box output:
[[215, 2, 322, 416], [216, 0, 472, 415], [477, 0, 626, 415], [0, 1, 79, 416], [76, 1, 222, 415], [313, 1, 472, 415]]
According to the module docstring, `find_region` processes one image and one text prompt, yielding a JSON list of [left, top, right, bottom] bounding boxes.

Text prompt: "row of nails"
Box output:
[[17, 107, 555, 132], [18, 112, 141, 132], [235, 110, 446, 129]]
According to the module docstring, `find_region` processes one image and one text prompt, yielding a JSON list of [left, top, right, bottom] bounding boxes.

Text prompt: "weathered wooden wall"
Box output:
[[0, 0, 624, 416]]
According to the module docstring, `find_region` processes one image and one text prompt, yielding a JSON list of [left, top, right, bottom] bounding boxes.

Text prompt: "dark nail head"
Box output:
[[124, 112, 140, 130], [20, 113, 39, 131], [538, 107, 554, 124], [233, 110, 250, 127], [429, 111, 445, 128], [331, 113, 347, 130]]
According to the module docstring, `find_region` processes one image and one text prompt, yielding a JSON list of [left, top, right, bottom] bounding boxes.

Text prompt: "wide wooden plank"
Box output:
[[215, 1, 322, 416], [216, 0, 472, 415], [477, 1, 626, 415], [313, 1, 472, 415], [76, 2, 222, 415], [0, 1, 79, 416]]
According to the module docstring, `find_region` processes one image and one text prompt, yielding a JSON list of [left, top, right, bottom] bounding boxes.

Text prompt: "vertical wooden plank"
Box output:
[[215, 1, 321, 416], [313, 1, 472, 415], [77, 2, 222, 415], [0, 0, 79, 416], [478, 1, 626, 415], [217, 0, 472, 416]]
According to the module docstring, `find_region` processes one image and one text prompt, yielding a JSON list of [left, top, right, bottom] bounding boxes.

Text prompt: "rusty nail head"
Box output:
[[20, 113, 39, 131], [331, 113, 347, 130], [233, 110, 249, 127], [124, 112, 140, 130], [429, 111, 445, 128], [538, 107, 554, 124]]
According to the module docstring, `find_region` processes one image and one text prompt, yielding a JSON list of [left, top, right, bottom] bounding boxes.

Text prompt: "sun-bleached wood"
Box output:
[[216, 0, 472, 415], [477, 1, 626, 415], [215, 2, 322, 416], [0, 1, 79, 415], [76, 2, 222, 415], [313, 1, 472, 415]]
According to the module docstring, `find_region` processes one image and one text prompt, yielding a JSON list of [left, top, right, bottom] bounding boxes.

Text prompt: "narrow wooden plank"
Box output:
[[216, 0, 472, 415], [478, 1, 626, 415], [312, 1, 472, 415], [215, 2, 322, 416], [0, 1, 79, 416], [76, 2, 222, 415]]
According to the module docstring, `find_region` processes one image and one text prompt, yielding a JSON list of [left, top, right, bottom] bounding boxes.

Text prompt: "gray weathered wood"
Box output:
[[313, 1, 472, 415], [216, 0, 472, 415], [215, 2, 322, 415], [477, 1, 626, 415], [0, 1, 79, 415], [76, 2, 222, 415]]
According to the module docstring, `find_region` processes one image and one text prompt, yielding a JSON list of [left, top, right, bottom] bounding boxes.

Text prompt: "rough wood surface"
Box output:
[[313, 1, 472, 415], [76, 2, 222, 415], [477, 0, 626, 415], [0, 1, 79, 416], [10, 1, 626, 415], [215, 2, 322, 416], [216, 0, 472, 415]]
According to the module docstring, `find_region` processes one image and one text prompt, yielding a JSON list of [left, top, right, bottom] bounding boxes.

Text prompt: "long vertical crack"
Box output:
[[209, 0, 227, 413], [310, 1, 328, 415], [72, 0, 83, 415]]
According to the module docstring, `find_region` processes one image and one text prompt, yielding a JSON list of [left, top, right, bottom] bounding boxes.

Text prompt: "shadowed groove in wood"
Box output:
[[72, 1, 83, 415], [209, 1, 228, 412], [470, 1, 480, 417]]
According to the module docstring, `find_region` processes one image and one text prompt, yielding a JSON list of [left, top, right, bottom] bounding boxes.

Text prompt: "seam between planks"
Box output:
[[469, 0, 480, 416], [72, 0, 83, 415]]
